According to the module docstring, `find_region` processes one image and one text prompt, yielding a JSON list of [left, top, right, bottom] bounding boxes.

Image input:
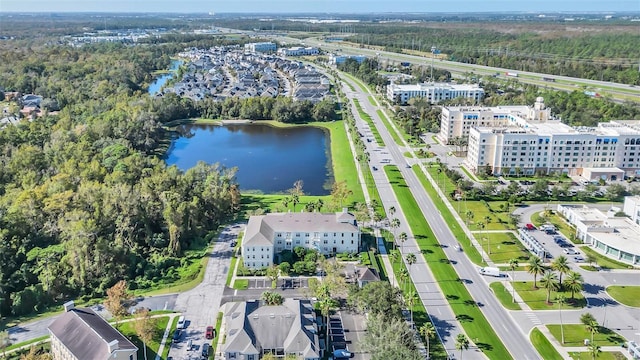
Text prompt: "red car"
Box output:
[[206, 326, 215, 340]]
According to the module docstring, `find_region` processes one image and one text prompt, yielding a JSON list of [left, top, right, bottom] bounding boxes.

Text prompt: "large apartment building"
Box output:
[[387, 82, 484, 105], [440, 98, 640, 178], [49, 301, 137, 360], [244, 42, 277, 53], [242, 210, 360, 269]]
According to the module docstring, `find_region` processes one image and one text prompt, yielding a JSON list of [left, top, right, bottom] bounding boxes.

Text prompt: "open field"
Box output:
[[479, 232, 531, 264]]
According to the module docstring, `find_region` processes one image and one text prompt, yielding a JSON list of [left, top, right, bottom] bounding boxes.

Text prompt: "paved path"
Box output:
[[154, 313, 180, 360]]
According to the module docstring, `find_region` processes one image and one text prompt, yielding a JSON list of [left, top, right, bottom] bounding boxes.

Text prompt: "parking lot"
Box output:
[[521, 225, 585, 264], [333, 311, 369, 360]]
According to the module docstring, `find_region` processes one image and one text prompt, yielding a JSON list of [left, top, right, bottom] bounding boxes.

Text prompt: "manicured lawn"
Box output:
[[489, 282, 521, 310], [376, 109, 404, 146], [162, 316, 179, 359], [211, 312, 224, 350], [368, 96, 377, 106], [569, 351, 627, 360], [478, 232, 531, 264], [547, 324, 626, 347], [580, 247, 634, 271], [117, 315, 171, 360], [513, 281, 586, 310], [413, 167, 483, 266], [530, 327, 564, 360], [385, 165, 513, 360], [226, 255, 238, 286], [233, 279, 249, 290], [607, 286, 640, 307], [426, 167, 511, 231]]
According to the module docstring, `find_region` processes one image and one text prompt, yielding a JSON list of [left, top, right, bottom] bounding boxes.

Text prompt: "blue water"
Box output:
[[148, 60, 182, 95], [166, 123, 333, 195]]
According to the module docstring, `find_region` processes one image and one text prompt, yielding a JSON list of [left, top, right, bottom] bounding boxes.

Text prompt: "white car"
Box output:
[[574, 256, 585, 263], [563, 248, 579, 255], [177, 315, 186, 330]]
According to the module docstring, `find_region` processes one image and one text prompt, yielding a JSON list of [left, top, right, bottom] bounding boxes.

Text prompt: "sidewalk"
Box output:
[[154, 313, 180, 360]]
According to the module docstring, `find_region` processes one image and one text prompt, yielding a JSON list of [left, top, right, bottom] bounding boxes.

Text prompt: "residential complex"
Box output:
[[222, 299, 321, 360], [329, 54, 367, 65], [386, 82, 484, 105], [242, 210, 360, 269], [557, 197, 640, 266], [244, 42, 277, 53], [441, 97, 640, 178], [48, 301, 137, 360]]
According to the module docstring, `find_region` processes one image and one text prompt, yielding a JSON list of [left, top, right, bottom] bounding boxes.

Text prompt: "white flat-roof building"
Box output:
[[557, 202, 640, 266], [387, 82, 484, 105], [623, 196, 640, 225], [329, 54, 367, 65], [278, 46, 319, 56], [456, 98, 640, 177], [242, 210, 360, 269], [244, 42, 277, 53]]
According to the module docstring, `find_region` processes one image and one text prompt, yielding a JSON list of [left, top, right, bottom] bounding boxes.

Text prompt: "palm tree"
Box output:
[[389, 206, 396, 218], [399, 232, 408, 252], [557, 295, 566, 344], [563, 271, 584, 301], [465, 210, 474, 226], [420, 323, 436, 359], [455, 333, 470, 360], [390, 218, 401, 250], [585, 320, 599, 344], [588, 342, 601, 360], [527, 256, 545, 288], [406, 253, 417, 274], [551, 256, 570, 286], [539, 271, 559, 304], [399, 268, 409, 292], [405, 289, 419, 326], [508, 258, 519, 303]]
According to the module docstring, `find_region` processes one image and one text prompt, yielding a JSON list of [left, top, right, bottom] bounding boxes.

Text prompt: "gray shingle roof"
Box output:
[[223, 299, 319, 358], [243, 211, 358, 247], [48, 307, 137, 360]]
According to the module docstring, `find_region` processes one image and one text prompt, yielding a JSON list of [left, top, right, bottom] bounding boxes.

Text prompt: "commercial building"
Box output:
[[453, 98, 640, 177], [386, 82, 484, 105], [242, 210, 360, 269], [222, 298, 321, 360], [623, 196, 640, 225], [48, 301, 137, 360], [329, 54, 367, 65], [278, 46, 319, 56], [557, 200, 640, 266], [244, 42, 277, 53]]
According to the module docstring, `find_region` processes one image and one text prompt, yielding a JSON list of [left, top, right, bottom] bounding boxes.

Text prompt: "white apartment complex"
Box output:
[[329, 54, 367, 65], [278, 46, 319, 56], [244, 42, 277, 53], [442, 98, 640, 178], [242, 210, 360, 269], [387, 82, 484, 105]]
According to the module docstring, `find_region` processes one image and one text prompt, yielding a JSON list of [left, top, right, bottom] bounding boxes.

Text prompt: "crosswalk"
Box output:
[[525, 311, 542, 325]]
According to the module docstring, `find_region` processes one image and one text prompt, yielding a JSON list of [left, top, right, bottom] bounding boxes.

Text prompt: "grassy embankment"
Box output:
[[385, 165, 513, 360]]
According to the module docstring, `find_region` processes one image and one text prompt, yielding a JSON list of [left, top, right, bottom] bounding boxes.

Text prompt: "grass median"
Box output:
[[385, 165, 513, 360], [546, 324, 625, 347], [606, 285, 640, 307], [530, 327, 563, 360], [353, 99, 384, 146], [413, 167, 484, 265]]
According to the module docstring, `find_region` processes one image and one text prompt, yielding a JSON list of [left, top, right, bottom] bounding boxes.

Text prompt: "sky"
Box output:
[[1, 0, 639, 13]]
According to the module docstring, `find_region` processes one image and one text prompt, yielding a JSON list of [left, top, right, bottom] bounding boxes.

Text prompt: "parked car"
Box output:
[[177, 315, 186, 329], [172, 329, 182, 343], [563, 248, 579, 255], [206, 326, 215, 340], [201, 343, 211, 358], [574, 256, 585, 263], [186, 339, 193, 350]]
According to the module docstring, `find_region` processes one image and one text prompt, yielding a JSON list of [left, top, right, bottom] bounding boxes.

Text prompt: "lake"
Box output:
[[148, 60, 182, 95], [165, 123, 334, 195]]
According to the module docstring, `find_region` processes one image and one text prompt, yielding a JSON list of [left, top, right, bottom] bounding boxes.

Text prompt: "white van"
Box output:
[[177, 315, 186, 330]]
